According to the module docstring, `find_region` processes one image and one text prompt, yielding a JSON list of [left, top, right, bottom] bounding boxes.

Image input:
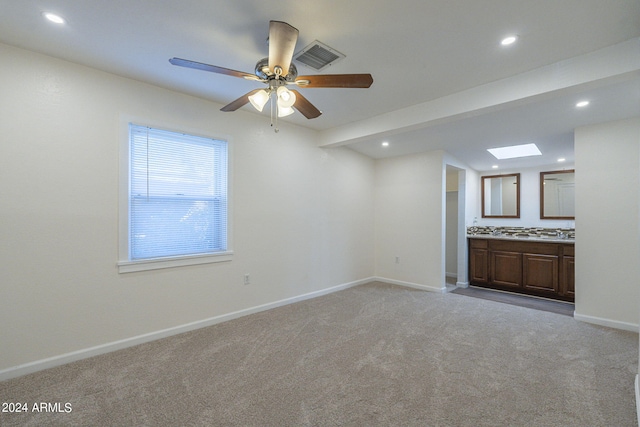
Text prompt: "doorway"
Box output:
[[445, 165, 467, 290]]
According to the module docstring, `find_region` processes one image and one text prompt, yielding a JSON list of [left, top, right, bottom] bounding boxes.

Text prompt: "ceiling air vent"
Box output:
[[294, 40, 345, 71]]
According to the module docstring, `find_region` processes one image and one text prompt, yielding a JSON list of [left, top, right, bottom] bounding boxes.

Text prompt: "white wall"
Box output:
[[574, 117, 640, 330], [0, 43, 375, 373], [374, 151, 445, 291]]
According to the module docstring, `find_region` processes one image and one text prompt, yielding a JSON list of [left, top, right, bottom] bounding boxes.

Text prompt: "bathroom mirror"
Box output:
[[481, 173, 520, 218], [540, 170, 575, 219]]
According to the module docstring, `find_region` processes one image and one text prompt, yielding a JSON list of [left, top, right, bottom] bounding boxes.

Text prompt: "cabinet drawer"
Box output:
[[490, 239, 559, 255], [470, 238, 488, 249]]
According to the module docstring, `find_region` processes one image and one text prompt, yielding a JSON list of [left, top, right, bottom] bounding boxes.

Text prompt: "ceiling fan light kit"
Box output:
[[248, 89, 269, 112], [169, 20, 373, 132], [277, 86, 296, 108], [277, 105, 295, 118]]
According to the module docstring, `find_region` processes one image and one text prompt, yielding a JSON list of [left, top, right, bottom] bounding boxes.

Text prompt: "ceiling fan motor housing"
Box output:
[[255, 57, 297, 81]]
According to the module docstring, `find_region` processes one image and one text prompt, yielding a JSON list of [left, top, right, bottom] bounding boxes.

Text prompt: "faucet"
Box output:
[[469, 218, 479, 235]]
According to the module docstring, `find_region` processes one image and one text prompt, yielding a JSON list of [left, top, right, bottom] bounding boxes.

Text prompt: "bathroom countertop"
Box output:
[[467, 234, 574, 244]]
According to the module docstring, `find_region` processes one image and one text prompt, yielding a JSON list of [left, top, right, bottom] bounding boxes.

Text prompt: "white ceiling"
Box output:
[[1, 0, 639, 171]]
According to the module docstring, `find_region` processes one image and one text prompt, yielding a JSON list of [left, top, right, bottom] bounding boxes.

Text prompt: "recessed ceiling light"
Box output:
[[487, 143, 541, 160], [558, 158, 566, 162], [43, 12, 66, 24], [381, 141, 389, 147], [492, 165, 499, 169], [501, 35, 518, 46], [576, 100, 590, 108]]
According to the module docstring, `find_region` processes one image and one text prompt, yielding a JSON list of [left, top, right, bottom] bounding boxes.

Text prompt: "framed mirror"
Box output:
[[481, 173, 520, 218], [540, 170, 575, 219]]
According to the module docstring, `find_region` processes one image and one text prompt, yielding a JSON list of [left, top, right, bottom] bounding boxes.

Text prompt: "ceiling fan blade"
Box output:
[[268, 21, 299, 77], [295, 74, 373, 88], [169, 57, 261, 81], [290, 90, 322, 119], [220, 89, 262, 112]]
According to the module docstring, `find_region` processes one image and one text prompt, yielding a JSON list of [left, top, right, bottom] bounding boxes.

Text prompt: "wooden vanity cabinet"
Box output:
[[469, 238, 574, 302]]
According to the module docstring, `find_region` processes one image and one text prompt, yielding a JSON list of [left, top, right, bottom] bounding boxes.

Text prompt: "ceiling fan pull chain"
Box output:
[[269, 89, 279, 133], [274, 91, 279, 133], [270, 90, 274, 129]]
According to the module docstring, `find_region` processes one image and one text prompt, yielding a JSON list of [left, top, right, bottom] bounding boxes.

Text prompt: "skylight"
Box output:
[[487, 143, 541, 160]]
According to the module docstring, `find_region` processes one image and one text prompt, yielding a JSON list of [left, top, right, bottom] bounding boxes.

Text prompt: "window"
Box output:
[[119, 124, 231, 272]]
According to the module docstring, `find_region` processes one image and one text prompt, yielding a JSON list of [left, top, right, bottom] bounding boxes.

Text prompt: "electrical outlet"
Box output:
[[395, 256, 400, 264], [244, 274, 250, 285]]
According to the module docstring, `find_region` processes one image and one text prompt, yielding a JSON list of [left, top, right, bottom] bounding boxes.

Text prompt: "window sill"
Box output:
[[118, 251, 233, 273]]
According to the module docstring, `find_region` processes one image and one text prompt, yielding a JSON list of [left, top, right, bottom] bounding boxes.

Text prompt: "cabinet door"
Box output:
[[470, 248, 488, 284], [562, 256, 575, 298], [523, 253, 558, 294], [490, 251, 522, 288]]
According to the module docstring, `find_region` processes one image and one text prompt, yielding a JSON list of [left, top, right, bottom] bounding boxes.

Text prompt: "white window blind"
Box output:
[[129, 124, 228, 260]]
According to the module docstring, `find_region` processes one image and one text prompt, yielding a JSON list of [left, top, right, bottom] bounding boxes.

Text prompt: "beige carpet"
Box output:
[[1, 282, 638, 426]]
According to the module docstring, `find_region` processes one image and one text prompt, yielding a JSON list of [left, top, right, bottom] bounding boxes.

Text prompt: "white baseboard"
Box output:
[[574, 312, 639, 332], [635, 374, 640, 426], [374, 276, 447, 293], [0, 277, 372, 382]]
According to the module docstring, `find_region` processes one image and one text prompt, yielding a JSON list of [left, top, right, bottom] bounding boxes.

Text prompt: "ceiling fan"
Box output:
[[169, 20, 373, 130]]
